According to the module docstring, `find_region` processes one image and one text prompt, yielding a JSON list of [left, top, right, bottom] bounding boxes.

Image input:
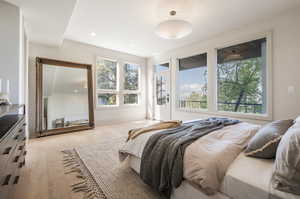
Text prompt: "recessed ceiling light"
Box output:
[[90, 32, 96, 37]]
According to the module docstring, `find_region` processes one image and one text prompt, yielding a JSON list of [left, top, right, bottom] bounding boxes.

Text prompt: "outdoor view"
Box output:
[[98, 93, 117, 106], [178, 53, 208, 110], [96, 59, 140, 106], [96, 58, 118, 106], [217, 38, 266, 114], [155, 63, 169, 105], [124, 63, 139, 90], [124, 94, 138, 104]]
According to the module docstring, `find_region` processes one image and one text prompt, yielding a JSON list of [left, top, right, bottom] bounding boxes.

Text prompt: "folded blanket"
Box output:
[[126, 120, 182, 141], [140, 118, 240, 197]]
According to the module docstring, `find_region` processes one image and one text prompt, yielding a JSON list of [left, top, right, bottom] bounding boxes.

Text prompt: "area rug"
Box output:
[[62, 137, 165, 199]]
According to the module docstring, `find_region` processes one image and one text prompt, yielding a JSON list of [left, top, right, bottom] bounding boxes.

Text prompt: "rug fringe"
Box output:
[[62, 150, 107, 199]]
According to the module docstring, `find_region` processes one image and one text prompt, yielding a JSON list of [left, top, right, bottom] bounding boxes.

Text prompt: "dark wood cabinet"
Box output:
[[0, 105, 26, 199]]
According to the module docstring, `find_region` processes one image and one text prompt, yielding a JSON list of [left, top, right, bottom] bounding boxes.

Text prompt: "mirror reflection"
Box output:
[[42, 65, 89, 131]]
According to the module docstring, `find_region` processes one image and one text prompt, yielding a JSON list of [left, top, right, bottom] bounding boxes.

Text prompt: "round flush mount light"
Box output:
[[90, 32, 96, 37], [155, 11, 192, 39]]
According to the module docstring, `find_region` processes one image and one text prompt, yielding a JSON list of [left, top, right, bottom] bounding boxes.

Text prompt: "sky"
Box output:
[[178, 67, 207, 97]]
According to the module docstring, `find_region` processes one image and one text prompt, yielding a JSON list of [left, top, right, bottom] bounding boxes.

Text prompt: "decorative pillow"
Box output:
[[245, 120, 293, 159], [272, 122, 300, 195]]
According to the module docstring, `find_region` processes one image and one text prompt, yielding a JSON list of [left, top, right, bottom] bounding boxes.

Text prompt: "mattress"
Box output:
[[128, 154, 300, 199], [129, 155, 230, 199], [221, 153, 300, 199]]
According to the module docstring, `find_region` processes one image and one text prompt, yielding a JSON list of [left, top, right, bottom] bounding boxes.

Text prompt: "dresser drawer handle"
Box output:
[[2, 174, 11, 186], [13, 176, 20, 185], [13, 155, 20, 163], [3, 146, 12, 155], [14, 135, 19, 140], [18, 145, 24, 150]]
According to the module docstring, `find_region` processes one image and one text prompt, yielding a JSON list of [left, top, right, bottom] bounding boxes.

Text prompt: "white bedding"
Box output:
[[120, 120, 300, 199], [119, 122, 260, 194], [129, 155, 230, 199], [128, 154, 300, 199]]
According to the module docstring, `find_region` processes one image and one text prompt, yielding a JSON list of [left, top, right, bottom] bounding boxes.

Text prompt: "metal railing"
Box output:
[[177, 99, 263, 114]]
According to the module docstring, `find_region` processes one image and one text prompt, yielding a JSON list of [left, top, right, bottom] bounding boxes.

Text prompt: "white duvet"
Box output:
[[119, 122, 260, 194]]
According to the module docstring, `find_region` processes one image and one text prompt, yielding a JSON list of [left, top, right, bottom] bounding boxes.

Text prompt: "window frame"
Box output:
[[95, 57, 142, 108], [122, 61, 141, 106], [174, 31, 273, 121], [153, 61, 171, 108], [176, 52, 209, 112], [95, 57, 119, 108]]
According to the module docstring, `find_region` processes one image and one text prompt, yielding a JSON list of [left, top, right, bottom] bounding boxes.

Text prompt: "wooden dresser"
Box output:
[[0, 105, 26, 199]]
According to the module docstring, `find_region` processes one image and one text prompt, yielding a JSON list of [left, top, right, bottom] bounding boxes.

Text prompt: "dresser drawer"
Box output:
[[0, 126, 25, 173], [0, 158, 15, 199]]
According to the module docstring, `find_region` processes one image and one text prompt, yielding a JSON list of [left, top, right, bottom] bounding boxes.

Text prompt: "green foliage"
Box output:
[[185, 92, 207, 109], [124, 94, 138, 104], [124, 64, 139, 90], [97, 59, 117, 90], [217, 57, 264, 113], [98, 94, 116, 105]]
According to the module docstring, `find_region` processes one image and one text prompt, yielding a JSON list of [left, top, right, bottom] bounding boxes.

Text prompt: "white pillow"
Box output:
[[272, 122, 300, 195]]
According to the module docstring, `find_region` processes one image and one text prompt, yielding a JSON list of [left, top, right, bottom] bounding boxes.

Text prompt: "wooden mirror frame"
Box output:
[[36, 57, 95, 137]]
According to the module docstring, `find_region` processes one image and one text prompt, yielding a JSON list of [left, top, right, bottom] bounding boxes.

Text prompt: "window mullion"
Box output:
[[118, 60, 124, 106], [208, 49, 217, 112]]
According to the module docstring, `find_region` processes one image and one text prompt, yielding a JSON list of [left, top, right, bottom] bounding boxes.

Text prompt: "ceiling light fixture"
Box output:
[[90, 32, 96, 37], [155, 10, 192, 40]]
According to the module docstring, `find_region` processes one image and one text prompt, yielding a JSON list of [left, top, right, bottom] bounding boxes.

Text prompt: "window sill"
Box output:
[[123, 103, 140, 107], [175, 108, 272, 122], [96, 104, 142, 111]]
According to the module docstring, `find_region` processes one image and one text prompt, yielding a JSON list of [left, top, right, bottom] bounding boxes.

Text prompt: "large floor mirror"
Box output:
[[36, 57, 94, 137]]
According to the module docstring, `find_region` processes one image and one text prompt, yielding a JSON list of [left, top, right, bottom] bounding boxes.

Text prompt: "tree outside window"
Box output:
[[217, 38, 266, 114]]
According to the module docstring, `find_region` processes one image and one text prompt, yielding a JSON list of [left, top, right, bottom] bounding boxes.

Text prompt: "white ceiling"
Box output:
[[6, 0, 76, 46], [7, 0, 300, 57]]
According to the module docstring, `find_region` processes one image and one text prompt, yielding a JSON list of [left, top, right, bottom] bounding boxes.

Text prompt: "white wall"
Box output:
[[0, 1, 22, 104], [147, 7, 300, 124], [28, 39, 147, 138]]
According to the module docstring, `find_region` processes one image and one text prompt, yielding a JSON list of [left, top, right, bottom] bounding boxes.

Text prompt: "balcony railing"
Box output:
[[177, 99, 263, 114]]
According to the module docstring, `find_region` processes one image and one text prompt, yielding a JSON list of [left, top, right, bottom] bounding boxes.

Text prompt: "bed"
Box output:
[[119, 119, 300, 199]]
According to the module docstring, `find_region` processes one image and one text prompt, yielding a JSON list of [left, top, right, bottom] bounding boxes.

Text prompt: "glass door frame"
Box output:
[[153, 61, 172, 121], [35, 57, 95, 137]]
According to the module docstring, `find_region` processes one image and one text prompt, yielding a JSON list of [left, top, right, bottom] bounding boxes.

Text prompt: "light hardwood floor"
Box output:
[[13, 120, 155, 199]]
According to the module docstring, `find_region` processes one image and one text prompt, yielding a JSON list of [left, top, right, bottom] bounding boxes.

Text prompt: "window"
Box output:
[[97, 93, 117, 106], [124, 63, 139, 90], [123, 63, 140, 105], [217, 38, 267, 114], [124, 94, 138, 104], [155, 63, 169, 72], [96, 58, 118, 106], [156, 75, 168, 105], [96, 58, 141, 107], [177, 53, 208, 110], [96, 59, 117, 90]]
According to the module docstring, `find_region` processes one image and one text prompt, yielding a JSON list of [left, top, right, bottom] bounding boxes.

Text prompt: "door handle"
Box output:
[[166, 94, 170, 103]]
